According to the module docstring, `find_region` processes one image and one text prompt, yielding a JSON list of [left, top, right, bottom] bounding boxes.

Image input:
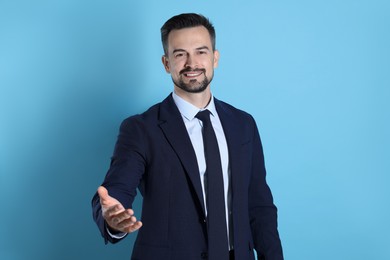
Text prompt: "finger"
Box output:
[[104, 204, 125, 218], [122, 220, 143, 233], [118, 215, 139, 229], [108, 207, 134, 219], [108, 218, 141, 234], [111, 211, 141, 232], [105, 208, 133, 231], [110, 209, 132, 224]]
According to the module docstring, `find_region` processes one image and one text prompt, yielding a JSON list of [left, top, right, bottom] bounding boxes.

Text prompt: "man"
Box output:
[[92, 13, 283, 260]]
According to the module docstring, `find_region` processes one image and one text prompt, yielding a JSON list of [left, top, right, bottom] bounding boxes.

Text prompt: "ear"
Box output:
[[213, 50, 220, 68], [162, 55, 171, 73]]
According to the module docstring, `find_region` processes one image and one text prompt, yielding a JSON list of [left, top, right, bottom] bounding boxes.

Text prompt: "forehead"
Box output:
[[167, 26, 212, 52]]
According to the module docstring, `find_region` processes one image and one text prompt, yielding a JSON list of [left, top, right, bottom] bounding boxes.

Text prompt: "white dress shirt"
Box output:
[[172, 91, 232, 249]]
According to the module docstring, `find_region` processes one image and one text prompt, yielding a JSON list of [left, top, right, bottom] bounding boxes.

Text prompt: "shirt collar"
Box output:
[[172, 91, 217, 121]]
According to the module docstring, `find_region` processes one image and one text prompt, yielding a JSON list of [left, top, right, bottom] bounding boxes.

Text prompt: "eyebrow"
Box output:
[[172, 46, 210, 54], [196, 46, 210, 51], [172, 49, 186, 54]]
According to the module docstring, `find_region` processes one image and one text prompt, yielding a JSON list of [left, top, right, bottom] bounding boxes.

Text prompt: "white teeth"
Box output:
[[186, 73, 200, 76]]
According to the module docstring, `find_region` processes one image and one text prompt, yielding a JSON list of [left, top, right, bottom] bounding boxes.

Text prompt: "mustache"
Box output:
[[180, 68, 206, 75]]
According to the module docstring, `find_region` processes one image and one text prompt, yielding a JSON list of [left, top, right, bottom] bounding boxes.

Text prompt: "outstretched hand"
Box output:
[[97, 186, 143, 233]]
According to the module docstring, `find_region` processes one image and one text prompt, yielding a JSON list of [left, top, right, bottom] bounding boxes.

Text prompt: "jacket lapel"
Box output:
[[158, 94, 206, 216], [214, 99, 246, 205]]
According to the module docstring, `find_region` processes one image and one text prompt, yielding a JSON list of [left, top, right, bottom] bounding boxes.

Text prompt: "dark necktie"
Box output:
[[196, 110, 229, 260]]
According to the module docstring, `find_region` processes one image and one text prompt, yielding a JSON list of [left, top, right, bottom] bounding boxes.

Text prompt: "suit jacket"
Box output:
[[92, 94, 283, 260]]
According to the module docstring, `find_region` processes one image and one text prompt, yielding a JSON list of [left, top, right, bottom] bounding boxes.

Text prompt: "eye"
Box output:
[[174, 52, 185, 58]]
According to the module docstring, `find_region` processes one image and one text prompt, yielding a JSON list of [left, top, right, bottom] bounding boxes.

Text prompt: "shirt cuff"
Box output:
[[106, 226, 127, 239]]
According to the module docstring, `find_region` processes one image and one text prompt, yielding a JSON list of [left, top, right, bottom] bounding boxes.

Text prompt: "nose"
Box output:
[[184, 54, 198, 69]]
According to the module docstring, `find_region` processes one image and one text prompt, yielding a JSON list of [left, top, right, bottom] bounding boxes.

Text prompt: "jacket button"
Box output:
[[199, 218, 206, 224], [201, 252, 208, 259]]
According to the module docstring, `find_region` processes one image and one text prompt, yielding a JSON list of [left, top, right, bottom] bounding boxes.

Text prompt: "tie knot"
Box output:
[[195, 110, 211, 124]]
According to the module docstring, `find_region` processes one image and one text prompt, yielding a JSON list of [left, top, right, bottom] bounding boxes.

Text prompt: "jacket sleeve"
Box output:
[[248, 116, 284, 259], [91, 116, 147, 244]]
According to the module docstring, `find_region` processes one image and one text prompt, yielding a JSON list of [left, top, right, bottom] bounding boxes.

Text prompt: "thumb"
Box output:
[[97, 186, 113, 205], [97, 186, 123, 215]]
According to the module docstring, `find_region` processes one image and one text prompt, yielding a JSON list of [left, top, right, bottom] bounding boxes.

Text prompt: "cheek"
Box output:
[[171, 62, 184, 73]]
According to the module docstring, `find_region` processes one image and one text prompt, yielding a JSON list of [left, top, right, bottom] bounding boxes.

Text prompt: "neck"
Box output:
[[174, 87, 211, 109]]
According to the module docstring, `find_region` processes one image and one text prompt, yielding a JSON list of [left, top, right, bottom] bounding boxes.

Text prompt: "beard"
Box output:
[[172, 68, 213, 94]]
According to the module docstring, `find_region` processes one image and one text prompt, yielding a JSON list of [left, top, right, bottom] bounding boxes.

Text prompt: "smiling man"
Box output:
[[163, 25, 218, 97], [92, 13, 284, 260]]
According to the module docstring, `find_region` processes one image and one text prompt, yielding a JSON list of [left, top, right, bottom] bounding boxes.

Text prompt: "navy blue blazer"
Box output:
[[92, 94, 283, 260]]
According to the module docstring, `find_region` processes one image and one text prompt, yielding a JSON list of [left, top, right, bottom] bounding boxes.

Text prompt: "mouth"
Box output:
[[181, 69, 205, 79]]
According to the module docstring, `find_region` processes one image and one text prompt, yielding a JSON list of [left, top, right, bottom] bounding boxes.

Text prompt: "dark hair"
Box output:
[[161, 13, 216, 55]]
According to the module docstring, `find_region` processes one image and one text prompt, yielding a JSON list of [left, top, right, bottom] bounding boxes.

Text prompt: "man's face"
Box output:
[[162, 26, 219, 94]]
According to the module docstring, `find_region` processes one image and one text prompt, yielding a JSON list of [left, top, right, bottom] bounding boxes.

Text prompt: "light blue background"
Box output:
[[1, 0, 389, 259]]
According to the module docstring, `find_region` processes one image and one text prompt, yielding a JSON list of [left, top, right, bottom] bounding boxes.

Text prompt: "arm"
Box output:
[[92, 117, 146, 244], [248, 117, 284, 259]]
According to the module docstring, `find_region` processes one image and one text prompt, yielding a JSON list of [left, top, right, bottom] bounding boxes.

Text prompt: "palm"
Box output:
[[97, 186, 142, 233]]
